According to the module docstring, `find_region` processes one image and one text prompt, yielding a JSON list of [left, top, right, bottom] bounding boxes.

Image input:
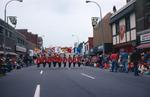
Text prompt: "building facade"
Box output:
[[93, 12, 113, 53], [136, 0, 150, 49], [84, 37, 93, 55], [0, 19, 26, 56], [110, 0, 136, 52], [110, 0, 150, 51], [16, 29, 43, 53]]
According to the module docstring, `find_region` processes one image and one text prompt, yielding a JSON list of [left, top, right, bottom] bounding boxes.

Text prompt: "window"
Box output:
[[0, 26, 3, 34], [112, 24, 116, 36], [17, 38, 20, 44], [5, 30, 8, 37], [147, 15, 150, 28], [9, 32, 12, 37], [125, 16, 130, 31], [116, 21, 119, 34], [22, 40, 25, 45], [145, 14, 150, 29], [21, 40, 24, 45]]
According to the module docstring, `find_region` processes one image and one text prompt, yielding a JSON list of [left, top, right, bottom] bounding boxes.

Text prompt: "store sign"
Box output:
[[16, 45, 27, 52], [5, 47, 11, 50], [140, 33, 150, 43]]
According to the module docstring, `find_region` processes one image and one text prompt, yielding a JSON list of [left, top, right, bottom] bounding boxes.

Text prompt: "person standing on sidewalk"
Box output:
[[120, 50, 129, 73], [130, 49, 141, 76], [110, 51, 118, 72]]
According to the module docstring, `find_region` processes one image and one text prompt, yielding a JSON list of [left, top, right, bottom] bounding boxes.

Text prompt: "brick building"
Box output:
[[16, 29, 43, 50], [93, 12, 113, 53], [84, 37, 93, 55]]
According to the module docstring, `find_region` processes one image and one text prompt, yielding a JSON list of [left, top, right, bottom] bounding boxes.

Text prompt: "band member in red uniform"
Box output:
[[63, 55, 67, 67], [42, 55, 47, 68], [36, 55, 41, 68], [53, 55, 57, 67], [77, 55, 81, 67], [68, 55, 72, 68], [48, 56, 52, 68], [58, 56, 62, 68], [73, 55, 76, 67]]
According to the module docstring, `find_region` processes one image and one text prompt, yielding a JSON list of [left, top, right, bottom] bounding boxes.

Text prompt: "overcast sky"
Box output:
[[0, 0, 126, 47]]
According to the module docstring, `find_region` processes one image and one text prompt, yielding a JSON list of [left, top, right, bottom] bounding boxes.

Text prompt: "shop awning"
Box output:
[[6, 52, 17, 56], [0, 51, 4, 54], [136, 43, 150, 49], [0, 51, 17, 55]]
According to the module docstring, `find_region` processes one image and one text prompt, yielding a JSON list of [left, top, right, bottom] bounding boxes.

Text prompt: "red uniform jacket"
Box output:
[[36, 57, 41, 64], [47, 57, 52, 63], [73, 57, 77, 63], [42, 56, 47, 63], [53, 57, 57, 62], [68, 57, 73, 63], [63, 57, 67, 63], [55, 57, 59, 63], [77, 57, 81, 63], [58, 57, 62, 63]]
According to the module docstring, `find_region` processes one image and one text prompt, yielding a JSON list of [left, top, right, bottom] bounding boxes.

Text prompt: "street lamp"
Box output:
[[3, 0, 23, 58], [4, 0, 23, 22], [86, 0, 105, 55]]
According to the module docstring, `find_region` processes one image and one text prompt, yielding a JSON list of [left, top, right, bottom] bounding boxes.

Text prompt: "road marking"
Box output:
[[40, 70, 43, 75], [34, 84, 40, 97], [81, 73, 95, 80]]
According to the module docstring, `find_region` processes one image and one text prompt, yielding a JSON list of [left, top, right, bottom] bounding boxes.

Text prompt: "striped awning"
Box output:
[[136, 43, 150, 49]]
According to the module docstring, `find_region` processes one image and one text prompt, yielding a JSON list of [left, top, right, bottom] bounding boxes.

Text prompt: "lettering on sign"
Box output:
[[140, 33, 150, 43]]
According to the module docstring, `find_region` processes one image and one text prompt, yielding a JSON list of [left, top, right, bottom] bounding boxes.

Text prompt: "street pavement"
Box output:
[[0, 65, 150, 97]]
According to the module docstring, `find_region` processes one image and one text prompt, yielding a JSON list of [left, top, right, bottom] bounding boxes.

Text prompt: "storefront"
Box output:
[[137, 32, 150, 50], [15, 45, 27, 56]]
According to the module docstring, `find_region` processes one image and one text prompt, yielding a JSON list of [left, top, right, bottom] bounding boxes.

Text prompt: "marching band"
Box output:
[[35, 54, 82, 68]]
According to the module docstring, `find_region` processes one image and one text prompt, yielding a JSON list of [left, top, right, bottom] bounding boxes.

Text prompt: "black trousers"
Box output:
[[53, 62, 56, 67], [37, 63, 40, 67], [69, 63, 71, 68], [73, 62, 76, 67], [133, 61, 139, 76], [63, 62, 66, 67], [58, 62, 61, 67], [43, 62, 46, 67], [48, 62, 51, 68], [78, 62, 81, 67]]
